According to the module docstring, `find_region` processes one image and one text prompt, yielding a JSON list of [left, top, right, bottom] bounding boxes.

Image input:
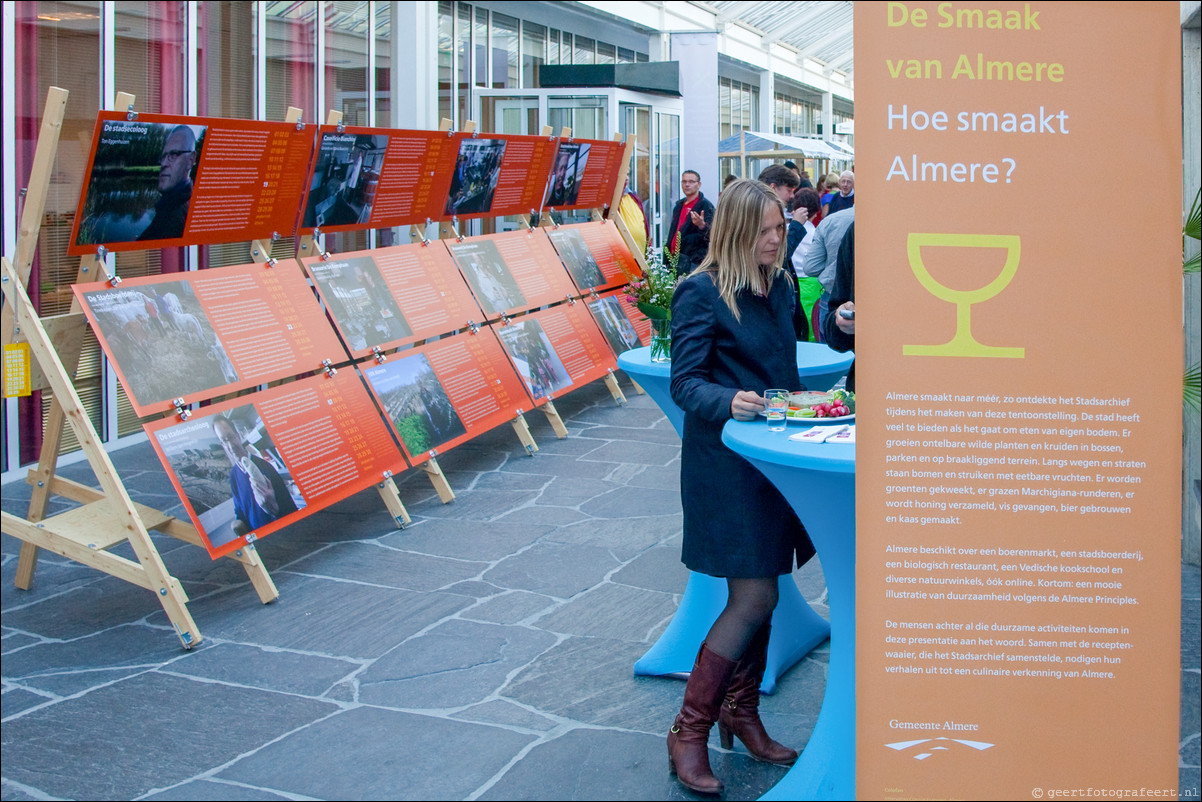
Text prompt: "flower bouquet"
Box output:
[[623, 235, 681, 362]]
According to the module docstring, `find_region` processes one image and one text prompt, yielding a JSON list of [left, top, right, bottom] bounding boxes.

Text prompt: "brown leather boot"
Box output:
[[667, 643, 738, 795], [717, 624, 799, 766]]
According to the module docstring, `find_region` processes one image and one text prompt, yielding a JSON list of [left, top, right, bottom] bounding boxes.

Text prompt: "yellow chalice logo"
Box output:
[[903, 233, 1024, 358]]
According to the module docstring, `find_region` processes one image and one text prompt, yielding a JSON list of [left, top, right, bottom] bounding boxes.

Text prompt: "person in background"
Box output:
[[783, 160, 812, 188], [756, 164, 799, 208], [664, 170, 716, 277], [823, 221, 856, 392], [824, 169, 856, 216], [666, 179, 815, 794], [799, 205, 855, 339], [819, 172, 841, 218], [789, 188, 825, 341]]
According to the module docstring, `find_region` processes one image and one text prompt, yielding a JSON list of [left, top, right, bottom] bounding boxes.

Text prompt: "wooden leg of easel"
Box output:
[[422, 457, 455, 503], [17, 395, 70, 588], [630, 379, 645, 395], [543, 401, 569, 439], [511, 414, 538, 455], [156, 575, 203, 649], [604, 372, 627, 406], [14, 543, 40, 590], [157, 518, 278, 604], [376, 476, 412, 527]]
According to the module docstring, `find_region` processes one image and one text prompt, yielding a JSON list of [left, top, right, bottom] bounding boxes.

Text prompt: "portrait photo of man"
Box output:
[[138, 125, 198, 241]]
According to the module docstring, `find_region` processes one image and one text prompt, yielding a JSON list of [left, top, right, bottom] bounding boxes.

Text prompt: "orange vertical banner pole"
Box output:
[[854, 3, 1182, 799]]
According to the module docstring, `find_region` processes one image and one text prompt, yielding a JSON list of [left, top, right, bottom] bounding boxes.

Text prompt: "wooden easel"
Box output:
[[1, 89, 279, 648]]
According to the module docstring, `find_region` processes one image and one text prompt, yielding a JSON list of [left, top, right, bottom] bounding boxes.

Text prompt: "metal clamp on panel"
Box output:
[[500, 312, 512, 326], [244, 532, 258, 544], [321, 358, 338, 377], [295, 115, 305, 131], [588, 288, 601, 301], [566, 294, 577, 306], [468, 320, 480, 335], [336, 120, 346, 134], [380, 469, 393, 484], [172, 397, 191, 421], [264, 256, 278, 268], [372, 346, 387, 364], [126, 105, 138, 121]]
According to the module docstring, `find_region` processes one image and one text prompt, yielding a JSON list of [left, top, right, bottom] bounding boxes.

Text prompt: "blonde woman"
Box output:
[[666, 179, 815, 794]]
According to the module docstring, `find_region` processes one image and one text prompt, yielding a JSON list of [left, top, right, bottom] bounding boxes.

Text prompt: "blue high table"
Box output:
[[722, 419, 855, 800], [616, 343, 852, 693]]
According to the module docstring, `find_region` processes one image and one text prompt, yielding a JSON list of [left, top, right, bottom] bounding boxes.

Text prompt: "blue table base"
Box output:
[[633, 573, 830, 694]]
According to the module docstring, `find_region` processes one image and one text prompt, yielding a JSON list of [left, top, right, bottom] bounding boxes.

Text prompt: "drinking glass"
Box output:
[[765, 388, 789, 431]]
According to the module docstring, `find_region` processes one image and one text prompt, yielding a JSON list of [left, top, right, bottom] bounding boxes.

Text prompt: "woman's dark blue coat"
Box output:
[[669, 268, 815, 578]]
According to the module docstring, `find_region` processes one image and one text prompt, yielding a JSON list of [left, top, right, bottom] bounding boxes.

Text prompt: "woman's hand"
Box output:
[[835, 301, 855, 335], [730, 390, 765, 421]]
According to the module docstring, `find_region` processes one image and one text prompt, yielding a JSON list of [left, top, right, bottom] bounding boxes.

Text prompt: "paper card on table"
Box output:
[[541, 138, 626, 212], [298, 126, 458, 233], [360, 329, 533, 465], [443, 132, 558, 220], [826, 425, 855, 444], [145, 369, 406, 558], [68, 113, 315, 255], [585, 290, 644, 357], [789, 424, 848, 443], [74, 262, 346, 417]]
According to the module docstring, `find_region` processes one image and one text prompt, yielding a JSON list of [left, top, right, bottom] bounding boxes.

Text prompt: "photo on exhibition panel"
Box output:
[[496, 318, 573, 400], [153, 404, 306, 548], [75, 120, 206, 246], [82, 281, 236, 408], [445, 137, 506, 216], [303, 133, 389, 228], [307, 255, 413, 352], [363, 352, 468, 457], [548, 226, 606, 291]]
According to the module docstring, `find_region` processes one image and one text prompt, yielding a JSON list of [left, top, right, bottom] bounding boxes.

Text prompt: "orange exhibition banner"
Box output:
[[68, 113, 315, 255], [855, 3, 1181, 799]]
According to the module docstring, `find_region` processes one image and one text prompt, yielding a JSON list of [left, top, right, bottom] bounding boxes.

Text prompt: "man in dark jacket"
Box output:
[[664, 170, 715, 277]]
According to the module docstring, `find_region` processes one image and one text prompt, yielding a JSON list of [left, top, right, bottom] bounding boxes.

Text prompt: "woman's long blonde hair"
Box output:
[[695, 178, 791, 321]]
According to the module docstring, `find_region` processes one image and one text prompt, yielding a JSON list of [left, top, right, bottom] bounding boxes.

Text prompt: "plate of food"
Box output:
[[765, 389, 855, 424]]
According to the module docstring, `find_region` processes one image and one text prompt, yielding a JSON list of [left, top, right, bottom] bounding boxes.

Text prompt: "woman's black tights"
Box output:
[[704, 576, 779, 661]]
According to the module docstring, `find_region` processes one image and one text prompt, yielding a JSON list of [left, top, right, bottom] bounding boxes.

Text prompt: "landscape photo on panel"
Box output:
[[587, 295, 642, 355], [83, 281, 236, 408], [445, 137, 506, 216], [448, 239, 528, 317], [303, 132, 389, 228], [307, 255, 412, 351], [364, 352, 467, 456], [154, 404, 306, 548], [548, 227, 606, 290], [497, 318, 573, 400], [75, 120, 206, 246], [544, 142, 589, 208]]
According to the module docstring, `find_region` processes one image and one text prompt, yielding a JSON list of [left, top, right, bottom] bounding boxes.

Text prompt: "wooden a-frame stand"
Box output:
[[1, 89, 277, 649]]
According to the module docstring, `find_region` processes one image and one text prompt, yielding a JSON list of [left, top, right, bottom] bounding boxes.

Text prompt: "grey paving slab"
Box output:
[[581, 422, 685, 446], [461, 589, 558, 625], [533, 582, 679, 642], [498, 452, 619, 480], [492, 504, 589, 526], [378, 518, 555, 561], [611, 545, 692, 593], [531, 475, 623, 507], [408, 487, 541, 520], [483, 541, 620, 599], [0, 632, 42, 654], [15, 665, 158, 699], [1, 687, 51, 719], [580, 439, 681, 466], [216, 705, 536, 801], [0, 672, 336, 801], [578, 484, 682, 520], [164, 641, 362, 698], [166, 573, 472, 659], [504, 636, 684, 733], [625, 462, 683, 491], [450, 698, 560, 732], [357, 618, 557, 709], [0, 622, 188, 679], [546, 515, 682, 562], [1, 550, 112, 612], [476, 727, 789, 802], [285, 541, 490, 592], [144, 779, 294, 800]]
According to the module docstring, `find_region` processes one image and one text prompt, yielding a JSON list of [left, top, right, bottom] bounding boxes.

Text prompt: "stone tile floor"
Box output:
[[2, 380, 1199, 801]]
